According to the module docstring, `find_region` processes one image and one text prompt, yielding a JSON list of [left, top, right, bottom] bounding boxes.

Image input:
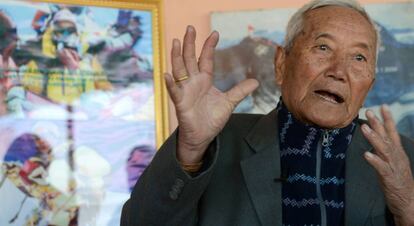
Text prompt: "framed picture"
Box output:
[[211, 2, 414, 138], [0, 0, 167, 225]]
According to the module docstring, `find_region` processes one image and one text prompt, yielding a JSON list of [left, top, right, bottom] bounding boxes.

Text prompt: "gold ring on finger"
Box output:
[[175, 75, 189, 83]]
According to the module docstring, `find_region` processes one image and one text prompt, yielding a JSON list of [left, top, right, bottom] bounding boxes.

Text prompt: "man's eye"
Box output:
[[355, 54, 367, 62], [318, 45, 329, 51]]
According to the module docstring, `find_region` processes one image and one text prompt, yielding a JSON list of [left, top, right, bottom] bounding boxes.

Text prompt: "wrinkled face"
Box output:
[[275, 6, 377, 128]]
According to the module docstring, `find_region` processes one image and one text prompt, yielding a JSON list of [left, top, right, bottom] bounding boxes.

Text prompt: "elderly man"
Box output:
[[121, 0, 414, 225]]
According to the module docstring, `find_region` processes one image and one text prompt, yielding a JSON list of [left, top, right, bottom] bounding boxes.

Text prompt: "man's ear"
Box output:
[[274, 45, 286, 86]]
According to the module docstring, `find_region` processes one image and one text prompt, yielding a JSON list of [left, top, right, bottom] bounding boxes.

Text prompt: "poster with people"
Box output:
[[212, 2, 414, 138], [0, 0, 166, 225]]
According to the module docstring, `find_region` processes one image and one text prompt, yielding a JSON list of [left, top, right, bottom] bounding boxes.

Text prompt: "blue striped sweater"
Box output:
[[277, 101, 357, 226]]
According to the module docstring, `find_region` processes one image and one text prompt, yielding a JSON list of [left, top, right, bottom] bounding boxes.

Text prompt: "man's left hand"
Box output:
[[362, 105, 414, 226]]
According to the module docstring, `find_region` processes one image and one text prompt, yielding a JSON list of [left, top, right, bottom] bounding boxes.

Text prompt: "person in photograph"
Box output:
[[0, 11, 26, 116], [126, 145, 155, 192], [96, 11, 152, 88], [0, 11, 18, 91], [1, 133, 78, 226], [20, 8, 112, 104]]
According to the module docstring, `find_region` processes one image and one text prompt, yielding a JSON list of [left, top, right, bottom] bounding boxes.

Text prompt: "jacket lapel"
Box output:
[[345, 121, 379, 225], [241, 109, 283, 226]]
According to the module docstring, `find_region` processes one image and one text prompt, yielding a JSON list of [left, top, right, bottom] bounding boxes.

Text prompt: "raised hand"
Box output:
[[362, 105, 414, 226], [58, 48, 80, 70], [164, 25, 258, 165]]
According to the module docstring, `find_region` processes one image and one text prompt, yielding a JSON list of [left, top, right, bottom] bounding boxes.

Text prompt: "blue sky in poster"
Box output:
[[0, 0, 153, 66]]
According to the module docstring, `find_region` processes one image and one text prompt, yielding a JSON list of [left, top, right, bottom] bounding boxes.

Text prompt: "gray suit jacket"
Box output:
[[121, 109, 414, 226]]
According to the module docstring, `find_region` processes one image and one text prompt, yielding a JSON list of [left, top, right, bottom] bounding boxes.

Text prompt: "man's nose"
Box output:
[[326, 54, 347, 82]]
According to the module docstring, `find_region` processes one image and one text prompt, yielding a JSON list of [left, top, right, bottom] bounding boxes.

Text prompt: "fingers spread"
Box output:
[[183, 25, 199, 74], [199, 31, 219, 75], [164, 73, 182, 103], [171, 39, 188, 82], [381, 105, 402, 146], [365, 110, 387, 139], [364, 151, 389, 178], [361, 124, 391, 162], [225, 79, 259, 107]]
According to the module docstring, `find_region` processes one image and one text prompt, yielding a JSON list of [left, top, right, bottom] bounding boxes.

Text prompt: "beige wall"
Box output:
[[162, 0, 405, 133]]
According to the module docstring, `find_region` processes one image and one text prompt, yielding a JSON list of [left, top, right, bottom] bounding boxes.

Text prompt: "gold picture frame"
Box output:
[[0, 0, 167, 225], [30, 0, 169, 146]]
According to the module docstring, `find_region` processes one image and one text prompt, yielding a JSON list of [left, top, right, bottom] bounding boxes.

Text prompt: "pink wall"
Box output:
[[162, 0, 405, 132]]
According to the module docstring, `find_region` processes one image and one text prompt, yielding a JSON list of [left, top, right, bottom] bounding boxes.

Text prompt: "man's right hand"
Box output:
[[165, 25, 259, 165], [58, 48, 80, 71]]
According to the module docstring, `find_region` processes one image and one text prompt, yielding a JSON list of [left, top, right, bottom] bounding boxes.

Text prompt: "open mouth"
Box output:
[[314, 90, 344, 104]]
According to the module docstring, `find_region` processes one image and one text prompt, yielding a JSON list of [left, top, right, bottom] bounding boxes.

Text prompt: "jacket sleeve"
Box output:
[[121, 129, 219, 226]]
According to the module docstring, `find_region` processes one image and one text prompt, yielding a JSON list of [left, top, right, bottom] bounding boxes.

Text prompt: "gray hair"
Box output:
[[284, 0, 381, 58]]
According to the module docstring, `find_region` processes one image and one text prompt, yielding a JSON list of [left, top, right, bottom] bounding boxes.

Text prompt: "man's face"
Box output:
[[53, 21, 79, 50], [53, 21, 77, 39], [275, 6, 377, 128], [127, 150, 153, 189], [33, 135, 51, 154]]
